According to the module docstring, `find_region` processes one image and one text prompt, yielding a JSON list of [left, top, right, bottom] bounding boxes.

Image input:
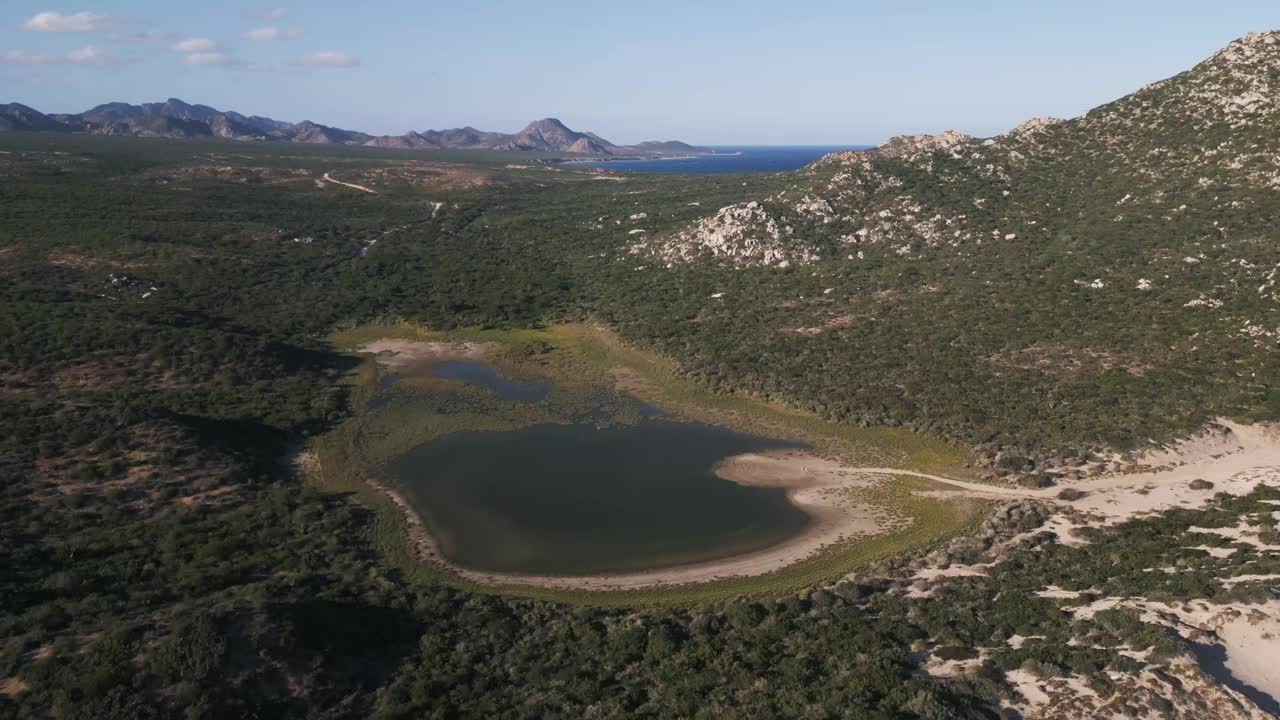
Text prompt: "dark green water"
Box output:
[[387, 421, 811, 576], [434, 361, 551, 402]]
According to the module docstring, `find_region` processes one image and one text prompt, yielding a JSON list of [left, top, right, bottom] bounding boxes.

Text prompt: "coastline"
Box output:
[[558, 151, 741, 166]]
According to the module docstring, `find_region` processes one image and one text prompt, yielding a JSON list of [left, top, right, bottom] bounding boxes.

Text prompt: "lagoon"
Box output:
[[386, 420, 810, 576]]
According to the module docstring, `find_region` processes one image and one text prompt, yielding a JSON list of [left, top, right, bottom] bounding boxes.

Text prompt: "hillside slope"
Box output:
[[622, 32, 1280, 467]]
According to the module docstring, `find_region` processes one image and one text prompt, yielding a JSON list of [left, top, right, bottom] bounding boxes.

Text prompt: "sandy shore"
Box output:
[[394, 449, 906, 592], [359, 339, 496, 369], [357, 339, 1280, 601], [404, 416, 1279, 592]]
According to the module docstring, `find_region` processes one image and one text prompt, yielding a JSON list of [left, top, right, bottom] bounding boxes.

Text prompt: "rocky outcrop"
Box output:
[[873, 129, 974, 160], [630, 200, 817, 268]]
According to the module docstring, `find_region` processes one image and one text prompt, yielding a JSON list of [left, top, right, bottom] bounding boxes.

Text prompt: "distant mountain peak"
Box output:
[[496, 117, 616, 154], [0, 100, 710, 157]]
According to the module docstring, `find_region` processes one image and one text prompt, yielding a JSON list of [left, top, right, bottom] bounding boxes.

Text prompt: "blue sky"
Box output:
[[1, 1, 1277, 144]]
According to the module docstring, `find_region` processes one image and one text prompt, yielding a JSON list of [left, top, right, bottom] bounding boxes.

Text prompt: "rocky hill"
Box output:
[[494, 118, 615, 154], [619, 31, 1280, 460], [0, 102, 72, 132], [0, 99, 709, 156], [636, 32, 1280, 270]]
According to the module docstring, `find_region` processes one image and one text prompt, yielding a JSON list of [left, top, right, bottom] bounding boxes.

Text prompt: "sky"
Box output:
[[1, 1, 1277, 144]]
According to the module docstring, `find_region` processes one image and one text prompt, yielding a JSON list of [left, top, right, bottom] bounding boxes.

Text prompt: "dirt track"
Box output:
[[348, 334, 1280, 593], [322, 172, 378, 194], [412, 420, 1280, 591]]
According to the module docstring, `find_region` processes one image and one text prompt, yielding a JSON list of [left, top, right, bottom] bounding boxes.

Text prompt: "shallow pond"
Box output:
[[387, 420, 811, 576], [433, 361, 551, 402]]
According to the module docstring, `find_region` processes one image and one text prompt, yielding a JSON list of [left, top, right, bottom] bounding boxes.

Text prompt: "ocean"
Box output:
[[568, 145, 872, 174]]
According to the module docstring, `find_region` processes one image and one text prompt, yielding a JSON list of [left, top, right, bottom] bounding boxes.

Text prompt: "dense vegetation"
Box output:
[[1, 62, 1276, 717], [623, 33, 1280, 469]]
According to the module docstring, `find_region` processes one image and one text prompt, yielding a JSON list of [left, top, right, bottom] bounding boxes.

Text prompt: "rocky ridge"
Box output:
[[0, 99, 712, 157], [637, 31, 1280, 271], [631, 32, 1280, 356]]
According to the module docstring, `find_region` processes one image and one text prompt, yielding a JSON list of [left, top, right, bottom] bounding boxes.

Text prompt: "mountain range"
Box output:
[[0, 98, 712, 157]]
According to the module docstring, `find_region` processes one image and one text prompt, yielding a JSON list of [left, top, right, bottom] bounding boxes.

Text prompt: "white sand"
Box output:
[[358, 339, 496, 369], [1047, 595, 1280, 717], [359, 402, 1280, 592], [321, 172, 378, 194]]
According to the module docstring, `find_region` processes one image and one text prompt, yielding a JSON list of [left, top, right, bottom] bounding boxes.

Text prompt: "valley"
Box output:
[[1, 27, 1279, 720]]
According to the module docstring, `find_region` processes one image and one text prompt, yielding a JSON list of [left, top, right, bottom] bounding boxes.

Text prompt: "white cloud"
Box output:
[[67, 46, 107, 64], [2, 46, 120, 67], [1, 49, 58, 65], [241, 26, 302, 41], [23, 11, 105, 33], [297, 51, 360, 68], [182, 52, 233, 66], [172, 37, 217, 53]]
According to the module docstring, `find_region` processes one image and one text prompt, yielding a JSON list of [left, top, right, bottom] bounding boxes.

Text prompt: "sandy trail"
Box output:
[[322, 172, 378, 194], [919, 420, 1280, 526], [424, 419, 1280, 591], [349, 341, 1280, 594]]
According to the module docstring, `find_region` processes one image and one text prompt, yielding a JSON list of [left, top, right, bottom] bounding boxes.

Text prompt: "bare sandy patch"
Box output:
[[358, 339, 497, 370], [785, 314, 856, 336], [46, 251, 148, 272], [368, 419, 1280, 592], [1188, 545, 1239, 558], [177, 485, 237, 507], [1054, 596, 1280, 717], [608, 365, 652, 397], [321, 172, 378, 194], [714, 451, 859, 489], [910, 420, 1280, 718], [1188, 521, 1273, 551], [1000, 655, 1268, 720], [909, 420, 1280, 545], [988, 345, 1150, 378], [913, 564, 991, 581]]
